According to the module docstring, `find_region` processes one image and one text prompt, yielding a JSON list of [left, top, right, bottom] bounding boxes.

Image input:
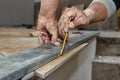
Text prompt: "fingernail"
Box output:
[[64, 27, 68, 32], [53, 42, 60, 46], [69, 22, 75, 28]]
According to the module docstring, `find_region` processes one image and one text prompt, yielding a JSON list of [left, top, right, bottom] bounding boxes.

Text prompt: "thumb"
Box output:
[[51, 32, 60, 46]]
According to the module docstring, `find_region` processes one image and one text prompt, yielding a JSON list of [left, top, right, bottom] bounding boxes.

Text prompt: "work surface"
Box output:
[[0, 27, 39, 57], [0, 27, 98, 80]]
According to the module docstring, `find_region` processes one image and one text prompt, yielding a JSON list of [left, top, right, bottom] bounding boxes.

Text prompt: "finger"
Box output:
[[58, 13, 72, 40], [69, 22, 75, 28], [58, 25, 64, 41], [46, 24, 60, 46], [51, 33, 60, 46], [62, 22, 66, 35], [37, 31, 48, 46], [73, 12, 83, 27], [45, 35, 50, 45], [64, 27, 69, 32], [58, 22, 64, 39], [64, 22, 69, 32], [37, 32, 45, 46], [74, 11, 89, 27]]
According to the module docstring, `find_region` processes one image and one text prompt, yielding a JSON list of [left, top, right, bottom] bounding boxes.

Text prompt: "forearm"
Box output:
[[84, 0, 116, 23], [40, 0, 60, 18], [84, 2, 107, 23]]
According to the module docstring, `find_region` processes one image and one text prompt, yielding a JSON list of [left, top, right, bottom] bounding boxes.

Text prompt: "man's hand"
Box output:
[[58, 7, 90, 39], [37, 14, 60, 46], [36, 0, 60, 46]]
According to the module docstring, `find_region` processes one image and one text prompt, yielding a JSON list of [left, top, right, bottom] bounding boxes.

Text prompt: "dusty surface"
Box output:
[[0, 26, 39, 57], [0, 38, 39, 56], [0, 26, 35, 38], [0, 26, 81, 57]]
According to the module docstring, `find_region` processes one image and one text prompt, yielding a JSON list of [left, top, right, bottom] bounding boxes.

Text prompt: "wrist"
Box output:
[[39, 11, 56, 19], [83, 8, 95, 23], [38, 12, 56, 20]]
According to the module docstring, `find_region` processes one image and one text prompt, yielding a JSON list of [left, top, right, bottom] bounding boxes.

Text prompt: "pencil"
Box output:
[[60, 32, 69, 55], [60, 17, 72, 55]]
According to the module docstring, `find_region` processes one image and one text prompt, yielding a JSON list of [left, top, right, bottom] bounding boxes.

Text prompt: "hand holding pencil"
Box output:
[[60, 17, 73, 55]]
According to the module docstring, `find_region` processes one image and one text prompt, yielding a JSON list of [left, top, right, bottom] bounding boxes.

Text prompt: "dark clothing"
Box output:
[[113, 0, 120, 10]]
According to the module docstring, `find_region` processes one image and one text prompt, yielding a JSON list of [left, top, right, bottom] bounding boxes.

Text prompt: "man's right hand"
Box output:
[[58, 7, 90, 40], [37, 14, 60, 46]]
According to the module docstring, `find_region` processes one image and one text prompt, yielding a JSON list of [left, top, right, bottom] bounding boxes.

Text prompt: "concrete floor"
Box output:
[[92, 31, 120, 80]]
